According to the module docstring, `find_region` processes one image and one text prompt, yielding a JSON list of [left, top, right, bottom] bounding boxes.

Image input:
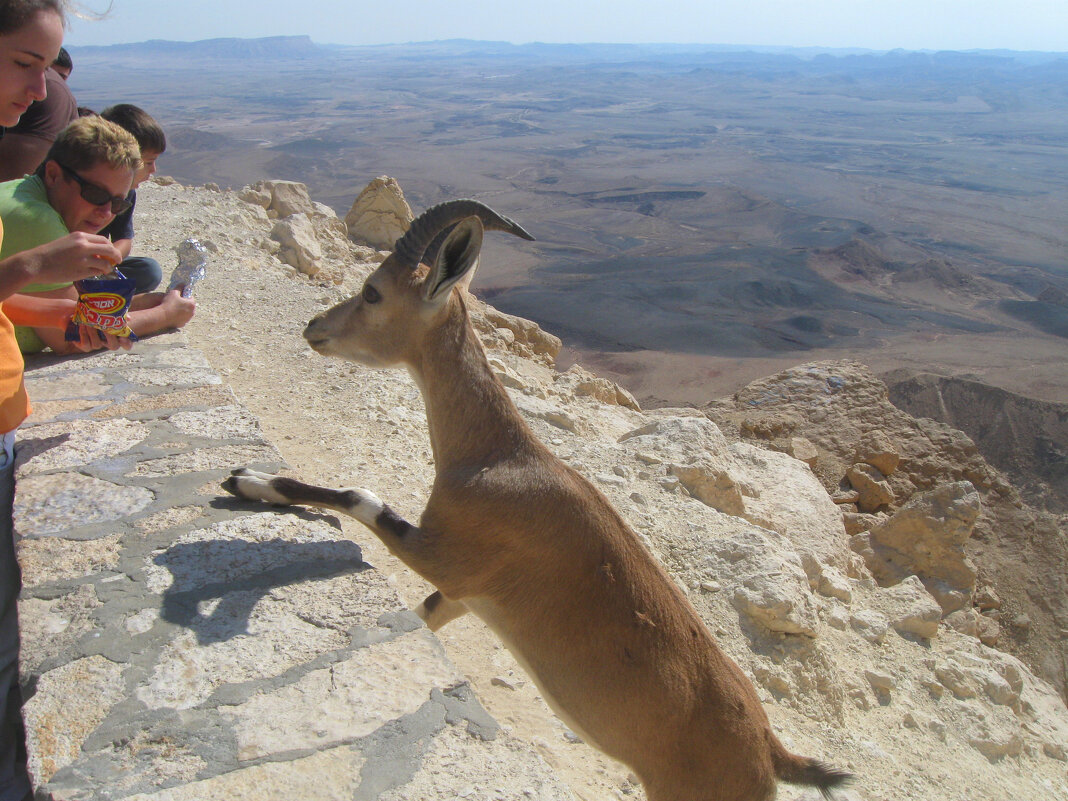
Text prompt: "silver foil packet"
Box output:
[[167, 238, 209, 298]]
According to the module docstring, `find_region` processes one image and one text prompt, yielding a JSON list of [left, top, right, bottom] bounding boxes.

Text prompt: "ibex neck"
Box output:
[[410, 297, 534, 471]]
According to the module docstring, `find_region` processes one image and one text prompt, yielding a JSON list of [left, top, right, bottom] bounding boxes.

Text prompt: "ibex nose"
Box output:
[[304, 314, 330, 349]]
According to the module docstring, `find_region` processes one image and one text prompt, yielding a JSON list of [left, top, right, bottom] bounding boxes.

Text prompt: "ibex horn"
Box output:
[[393, 199, 535, 268]]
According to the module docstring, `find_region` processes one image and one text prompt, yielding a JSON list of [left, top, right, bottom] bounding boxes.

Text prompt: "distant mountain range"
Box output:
[[69, 35, 1067, 65], [70, 35, 321, 59]]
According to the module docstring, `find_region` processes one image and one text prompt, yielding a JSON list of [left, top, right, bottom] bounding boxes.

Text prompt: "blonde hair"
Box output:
[[43, 116, 141, 174]]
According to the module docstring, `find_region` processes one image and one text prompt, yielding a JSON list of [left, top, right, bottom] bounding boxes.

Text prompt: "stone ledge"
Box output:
[[15, 335, 571, 800]]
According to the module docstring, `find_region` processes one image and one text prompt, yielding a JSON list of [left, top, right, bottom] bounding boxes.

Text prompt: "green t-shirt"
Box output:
[[0, 175, 73, 352], [0, 175, 71, 292]]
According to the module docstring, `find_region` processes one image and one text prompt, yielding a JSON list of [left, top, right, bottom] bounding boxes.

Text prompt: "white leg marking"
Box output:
[[344, 488, 384, 526]]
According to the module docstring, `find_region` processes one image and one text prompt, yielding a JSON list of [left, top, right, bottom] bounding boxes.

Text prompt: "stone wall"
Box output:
[[14, 332, 569, 801]]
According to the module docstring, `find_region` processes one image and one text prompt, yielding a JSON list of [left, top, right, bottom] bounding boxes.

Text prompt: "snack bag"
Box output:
[[64, 270, 139, 342]]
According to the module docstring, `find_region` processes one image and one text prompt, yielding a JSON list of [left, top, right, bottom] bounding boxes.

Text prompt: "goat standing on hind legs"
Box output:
[[223, 199, 850, 801]]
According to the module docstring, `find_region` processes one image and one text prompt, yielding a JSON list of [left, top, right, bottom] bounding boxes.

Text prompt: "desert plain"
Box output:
[[69, 39, 1068, 405]]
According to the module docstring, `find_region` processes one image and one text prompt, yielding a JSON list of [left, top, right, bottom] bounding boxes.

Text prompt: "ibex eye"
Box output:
[[362, 284, 381, 304]]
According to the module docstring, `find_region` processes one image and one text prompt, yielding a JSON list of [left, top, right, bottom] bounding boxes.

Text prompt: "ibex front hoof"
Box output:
[[222, 468, 290, 506]]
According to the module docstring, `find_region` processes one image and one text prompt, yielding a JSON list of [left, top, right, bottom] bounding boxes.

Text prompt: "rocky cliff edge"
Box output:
[[14, 176, 1068, 801]]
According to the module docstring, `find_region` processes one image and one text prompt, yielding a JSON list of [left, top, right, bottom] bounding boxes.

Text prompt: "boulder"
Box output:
[[344, 176, 414, 250], [846, 462, 894, 512], [471, 302, 562, 366], [883, 575, 943, 640], [271, 214, 322, 276], [705, 528, 820, 637], [264, 180, 318, 218], [854, 429, 900, 476], [621, 416, 848, 574], [239, 185, 272, 209], [788, 436, 819, 468], [852, 481, 981, 612]]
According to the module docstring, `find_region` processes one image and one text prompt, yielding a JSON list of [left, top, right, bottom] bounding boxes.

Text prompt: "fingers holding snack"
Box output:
[[33, 233, 123, 284], [64, 272, 139, 347]]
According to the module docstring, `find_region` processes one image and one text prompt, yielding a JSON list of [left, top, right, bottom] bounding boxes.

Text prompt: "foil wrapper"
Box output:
[[167, 238, 209, 297]]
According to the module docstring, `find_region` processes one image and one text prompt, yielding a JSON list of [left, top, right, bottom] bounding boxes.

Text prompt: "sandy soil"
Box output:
[[567, 324, 1068, 409]]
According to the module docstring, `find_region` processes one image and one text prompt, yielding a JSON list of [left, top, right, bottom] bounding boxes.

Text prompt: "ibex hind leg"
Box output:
[[414, 590, 469, 630]]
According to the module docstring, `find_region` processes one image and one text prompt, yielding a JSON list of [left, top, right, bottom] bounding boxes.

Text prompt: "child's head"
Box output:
[[52, 45, 71, 79], [39, 115, 140, 234], [100, 103, 166, 187]]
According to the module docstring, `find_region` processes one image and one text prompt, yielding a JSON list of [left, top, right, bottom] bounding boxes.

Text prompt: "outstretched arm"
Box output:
[[0, 233, 121, 302]]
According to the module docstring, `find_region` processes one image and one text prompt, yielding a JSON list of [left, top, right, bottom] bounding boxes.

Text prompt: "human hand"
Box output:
[[70, 324, 134, 353], [159, 288, 196, 328], [27, 233, 123, 285]]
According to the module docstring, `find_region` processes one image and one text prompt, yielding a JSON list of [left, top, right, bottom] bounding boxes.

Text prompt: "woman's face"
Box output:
[[0, 10, 64, 128]]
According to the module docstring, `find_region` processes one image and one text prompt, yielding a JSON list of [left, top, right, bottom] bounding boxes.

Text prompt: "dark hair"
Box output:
[[0, 0, 67, 36], [53, 44, 71, 70], [100, 103, 166, 154]]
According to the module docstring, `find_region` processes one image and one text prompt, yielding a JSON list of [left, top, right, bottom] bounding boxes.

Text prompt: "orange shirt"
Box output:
[[0, 217, 32, 433]]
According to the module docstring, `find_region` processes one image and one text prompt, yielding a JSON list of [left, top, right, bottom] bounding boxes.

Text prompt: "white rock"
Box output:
[[344, 175, 413, 249], [271, 213, 322, 276]]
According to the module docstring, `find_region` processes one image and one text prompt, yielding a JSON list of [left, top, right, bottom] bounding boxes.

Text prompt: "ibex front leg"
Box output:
[[223, 468, 468, 630]]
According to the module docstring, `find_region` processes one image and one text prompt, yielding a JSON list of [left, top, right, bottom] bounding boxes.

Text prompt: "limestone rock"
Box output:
[[344, 175, 413, 249], [669, 460, 747, 516], [846, 462, 894, 512], [842, 510, 884, 535], [852, 481, 980, 613], [473, 301, 562, 365], [854, 429, 900, 476], [714, 529, 820, 637], [271, 213, 322, 276], [708, 359, 1068, 701], [563, 365, 640, 411], [260, 179, 318, 218], [976, 613, 1001, 646], [850, 610, 890, 644], [883, 576, 943, 640], [788, 436, 819, 467], [239, 185, 272, 209], [621, 416, 848, 574], [815, 565, 852, 602]]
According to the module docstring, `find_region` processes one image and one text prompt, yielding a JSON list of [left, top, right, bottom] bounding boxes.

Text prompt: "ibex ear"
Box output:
[[423, 217, 484, 304]]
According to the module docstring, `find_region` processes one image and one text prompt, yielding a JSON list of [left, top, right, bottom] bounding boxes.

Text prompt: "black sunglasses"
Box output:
[[56, 163, 132, 215]]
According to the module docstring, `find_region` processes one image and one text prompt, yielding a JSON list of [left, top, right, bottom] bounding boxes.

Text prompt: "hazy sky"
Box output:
[[66, 0, 1068, 52]]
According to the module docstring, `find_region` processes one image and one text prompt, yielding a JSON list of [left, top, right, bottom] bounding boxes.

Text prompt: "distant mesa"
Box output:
[[823, 238, 891, 280], [70, 35, 320, 60], [894, 258, 986, 292], [1037, 285, 1068, 307]]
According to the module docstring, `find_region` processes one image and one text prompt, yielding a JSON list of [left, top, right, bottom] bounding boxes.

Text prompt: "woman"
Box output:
[[0, 4, 122, 799]]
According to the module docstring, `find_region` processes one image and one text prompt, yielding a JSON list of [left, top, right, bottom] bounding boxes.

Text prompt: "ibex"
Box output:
[[224, 200, 850, 801]]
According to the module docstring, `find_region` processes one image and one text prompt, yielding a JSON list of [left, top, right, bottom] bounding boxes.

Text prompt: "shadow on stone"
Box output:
[[14, 432, 72, 465], [156, 538, 367, 644]]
